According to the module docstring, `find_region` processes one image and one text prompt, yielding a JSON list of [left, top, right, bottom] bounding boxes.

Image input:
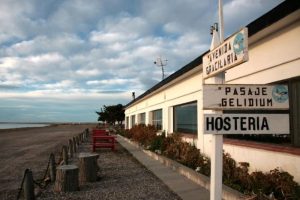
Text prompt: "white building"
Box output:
[[125, 1, 300, 183]]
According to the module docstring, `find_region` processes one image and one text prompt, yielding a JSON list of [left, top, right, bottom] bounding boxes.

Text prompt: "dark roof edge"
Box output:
[[125, 1, 299, 109], [247, 0, 300, 37], [125, 50, 207, 108]]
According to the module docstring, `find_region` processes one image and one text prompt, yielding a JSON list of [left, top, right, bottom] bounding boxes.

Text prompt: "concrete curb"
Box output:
[[119, 135, 248, 200]]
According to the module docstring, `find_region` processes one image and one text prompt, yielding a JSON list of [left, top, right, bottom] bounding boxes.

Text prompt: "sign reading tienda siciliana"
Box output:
[[203, 28, 248, 79], [203, 84, 289, 110], [204, 114, 289, 134]]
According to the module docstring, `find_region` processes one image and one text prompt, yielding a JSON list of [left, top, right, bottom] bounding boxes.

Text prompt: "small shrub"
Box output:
[[249, 171, 271, 195], [178, 143, 200, 169], [129, 124, 157, 147], [124, 129, 133, 138], [223, 152, 252, 193], [149, 135, 164, 152], [223, 152, 238, 184], [161, 134, 182, 160], [122, 127, 299, 199], [266, 168, 298, 199], [196, 155, 211, 176], [161, 134, 208, 171], [116, 127, 126, 136]]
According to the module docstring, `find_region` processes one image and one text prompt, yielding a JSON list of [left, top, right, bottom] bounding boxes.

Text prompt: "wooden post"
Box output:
[[82, 132, 85, 142], [76, 136, 79, 146], [49, 153, 56, 182], [78, 153, 99, 183], [68, 139, 73, 158], [54, 165, 79, 192], [85, 129, 88, 140], [80, 133, 83, 143], [73, 137, 77, 153], [24, 169, 35, 200], [62, 145, 68, 165]]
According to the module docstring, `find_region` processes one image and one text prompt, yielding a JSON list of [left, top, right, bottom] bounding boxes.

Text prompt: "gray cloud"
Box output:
[[0, 0, 284, 122]]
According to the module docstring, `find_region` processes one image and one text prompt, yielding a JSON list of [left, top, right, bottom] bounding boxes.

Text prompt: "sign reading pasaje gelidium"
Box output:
[[203, 84, 289, 110], [204, 114, 289, 134], [203, 28, 248, 79]]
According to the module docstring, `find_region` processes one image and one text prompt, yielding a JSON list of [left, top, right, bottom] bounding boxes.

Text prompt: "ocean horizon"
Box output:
[[0, 123, 50, 130]]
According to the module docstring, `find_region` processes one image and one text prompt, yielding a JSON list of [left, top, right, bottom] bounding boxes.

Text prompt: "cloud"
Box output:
[[0, 0, 34, 43], [3, 34, 86, 57], [42, 80, 75, 89], [75, 69, 102, 77], [223, 0, 284, 37], [0, 0, 284, 122], [0, 84, 19, 90]]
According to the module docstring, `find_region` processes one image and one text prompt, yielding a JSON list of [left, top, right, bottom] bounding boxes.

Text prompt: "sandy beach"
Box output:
[[0, 124, 95, 199], [0, 124, 180, 200]]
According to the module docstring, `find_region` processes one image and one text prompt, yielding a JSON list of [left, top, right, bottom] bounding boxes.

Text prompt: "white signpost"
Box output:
[[203, 84, 289, 110], [204, 114, 290, 134], [203, 28, 248, 79], [202, 1, 288, 200]]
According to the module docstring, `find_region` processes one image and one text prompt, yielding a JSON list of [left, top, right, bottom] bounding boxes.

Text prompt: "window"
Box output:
[[139, 113, 146, 124], [131, 115, 135, 127], [152, 109, 162, 130], [174, 102, 197, 134], [126, 116, 129, 129], [225, 76, 300, 147]]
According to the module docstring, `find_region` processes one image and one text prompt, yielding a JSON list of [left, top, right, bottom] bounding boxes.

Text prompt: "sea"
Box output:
[[0, 123, 50, 129]]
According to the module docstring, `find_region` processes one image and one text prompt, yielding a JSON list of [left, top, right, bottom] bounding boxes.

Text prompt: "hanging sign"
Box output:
[[204, 114, 289, 134], [203, 84, 289, 110], [203, 28, 248, 79]]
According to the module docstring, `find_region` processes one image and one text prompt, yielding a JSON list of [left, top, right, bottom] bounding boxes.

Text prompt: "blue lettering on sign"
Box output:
[[272, 85, 288, 103]]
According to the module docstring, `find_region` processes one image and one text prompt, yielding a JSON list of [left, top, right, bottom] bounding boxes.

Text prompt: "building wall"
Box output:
[[223, 144, 300, 183], [125, 69, 202, 139], [222, 12, 300, 183], [226, 15, 300, 84], [125, 10, 300, 183]]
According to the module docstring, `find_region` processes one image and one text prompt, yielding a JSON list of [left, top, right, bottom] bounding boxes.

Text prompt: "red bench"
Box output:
[[92, 135, 115, 151], [92, 129, 115, 151], [92, 129, 109, 136]]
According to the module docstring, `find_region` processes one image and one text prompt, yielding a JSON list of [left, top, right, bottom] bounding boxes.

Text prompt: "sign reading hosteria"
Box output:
[[203, 84, 289, 110], [203, 28, 248, 79], [204, 114, 289, 134]]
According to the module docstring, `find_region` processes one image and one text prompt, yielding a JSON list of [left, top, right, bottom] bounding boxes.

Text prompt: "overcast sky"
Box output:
[[0, 0, 283, 122]]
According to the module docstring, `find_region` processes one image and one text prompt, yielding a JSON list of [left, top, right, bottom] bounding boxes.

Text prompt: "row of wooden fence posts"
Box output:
[[21, 128, 89, 200]]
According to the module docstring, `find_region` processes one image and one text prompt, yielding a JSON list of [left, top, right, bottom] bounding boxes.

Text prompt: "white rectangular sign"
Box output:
[[203, 28, 248, 79], [203, 84, 289, 110], [204, 114, 289, 134]]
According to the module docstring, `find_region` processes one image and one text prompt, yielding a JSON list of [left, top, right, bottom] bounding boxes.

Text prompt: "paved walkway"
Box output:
[[116, 136, 210, 200]]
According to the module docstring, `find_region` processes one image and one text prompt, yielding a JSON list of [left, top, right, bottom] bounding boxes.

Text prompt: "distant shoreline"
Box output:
[[0, 123, 51, 130], [0, 122, 98, 130]]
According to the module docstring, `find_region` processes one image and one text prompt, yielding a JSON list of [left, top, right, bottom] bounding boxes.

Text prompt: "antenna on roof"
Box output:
[[154, 56, 168, 80]]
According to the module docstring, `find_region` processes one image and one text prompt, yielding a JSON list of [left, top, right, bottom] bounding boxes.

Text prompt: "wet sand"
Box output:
[[0, 124, 95, 199]]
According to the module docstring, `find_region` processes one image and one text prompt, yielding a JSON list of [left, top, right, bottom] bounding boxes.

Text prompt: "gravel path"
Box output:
[[0, 125, 181, 200], [39, 138, 181, 200]]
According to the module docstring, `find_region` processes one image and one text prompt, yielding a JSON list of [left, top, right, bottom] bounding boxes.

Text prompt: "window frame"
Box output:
[[173, 101, 198, 135], [131, 115, 135, 127], [152, 109, 162, 130], [126, 116, 129, 129], [139, 112, 146, 125]]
